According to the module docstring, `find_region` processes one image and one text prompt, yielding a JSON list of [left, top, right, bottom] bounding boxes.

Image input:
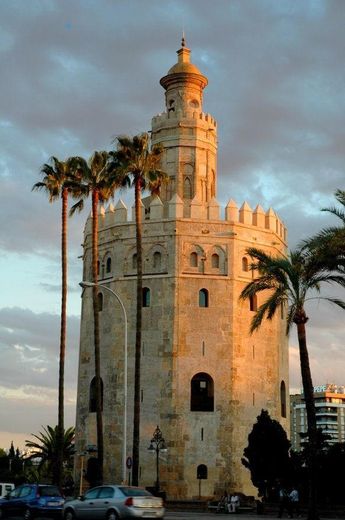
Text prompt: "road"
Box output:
[[165, 513, 279, 520]]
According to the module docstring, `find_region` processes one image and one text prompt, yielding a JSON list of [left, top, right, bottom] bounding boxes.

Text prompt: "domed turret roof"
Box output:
[[160, 36, 208, 89]]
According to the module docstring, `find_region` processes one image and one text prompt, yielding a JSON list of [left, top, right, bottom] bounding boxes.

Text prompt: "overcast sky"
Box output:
[[1, 0, 344, 451]]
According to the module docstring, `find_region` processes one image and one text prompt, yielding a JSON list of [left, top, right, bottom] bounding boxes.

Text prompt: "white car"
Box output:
[[63, 485, 164, 519]]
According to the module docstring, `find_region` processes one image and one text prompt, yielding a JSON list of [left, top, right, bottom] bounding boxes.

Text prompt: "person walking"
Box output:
[[278, 485, 293, 518], [289, 487, 300, 517]]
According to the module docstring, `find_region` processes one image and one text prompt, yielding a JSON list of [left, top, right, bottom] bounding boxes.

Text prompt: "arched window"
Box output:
[[211, 254, 219, 268], [199, 289, 209, 308], [106, 257, 112, 274], [190, 252, 198, 267], [242, 257, 249, 272], [280, 380, 287, 418], [142, 287, 151, 307], [89, 377, 103, 413], [184, 177, 192, 199], [132, 254, 137, 269], [97, 292, 103, 312], [153, 251, 161, 269], [197, 464, 208, 480], [249, 294, 257, 312], [191, 372, 214, 411]]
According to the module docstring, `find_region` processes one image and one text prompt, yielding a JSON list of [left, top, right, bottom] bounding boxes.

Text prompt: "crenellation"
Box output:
[[168, 193, 184, 218], [225, 199, 238, 222], [265, 207, 276, 231], [239, 201, 252, 225], [114, 199, 128, 223], [207, 197, 220, 220], [253, 204, 265, 227]]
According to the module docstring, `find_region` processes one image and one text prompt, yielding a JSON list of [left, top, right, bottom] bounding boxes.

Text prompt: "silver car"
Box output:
[[63, 485, 164, 519]]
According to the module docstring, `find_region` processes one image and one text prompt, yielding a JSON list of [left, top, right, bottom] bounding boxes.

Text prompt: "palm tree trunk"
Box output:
[[132, 178, 143, 486], [296, 319, 319, 520], [92, 190, 103, 484], [57, 188, 68, 489]]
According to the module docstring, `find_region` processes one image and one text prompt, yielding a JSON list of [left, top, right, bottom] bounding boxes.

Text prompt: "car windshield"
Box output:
[[38, 486, 61, 497], [119, 487, 152, 497]]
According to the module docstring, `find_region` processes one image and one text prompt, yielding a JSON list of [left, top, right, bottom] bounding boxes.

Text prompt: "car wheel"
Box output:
[[24, 508, 33, 520], [64, 509, 75, 520], [107, 509, 119, 520]]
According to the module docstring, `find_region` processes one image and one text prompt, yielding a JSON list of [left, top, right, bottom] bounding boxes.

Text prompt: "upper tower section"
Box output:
[[160, 36, 208, 113], [151, 38, 217, 215]]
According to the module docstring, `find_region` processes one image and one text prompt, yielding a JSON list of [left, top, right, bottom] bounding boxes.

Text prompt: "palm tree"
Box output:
[[303, 189, 345, 267], [32, 157, 80, 488], [108, 133, 167, 486], [240, 247, 345, 520], [70, 151, 121, 484], [25, 426, 75, 483]]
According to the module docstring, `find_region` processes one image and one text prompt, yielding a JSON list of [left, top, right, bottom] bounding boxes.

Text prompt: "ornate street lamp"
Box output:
[[147, 426, 167, 493]]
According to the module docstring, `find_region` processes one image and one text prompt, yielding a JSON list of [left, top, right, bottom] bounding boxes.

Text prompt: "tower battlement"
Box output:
[[152, 110, 217, 129], [85, 196, 287, 243]]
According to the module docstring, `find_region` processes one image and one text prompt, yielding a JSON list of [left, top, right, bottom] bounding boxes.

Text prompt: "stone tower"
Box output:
[[75, 39, 289, 499]]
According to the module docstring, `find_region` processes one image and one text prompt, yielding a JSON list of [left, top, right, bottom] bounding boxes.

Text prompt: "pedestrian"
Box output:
[[278, 485, 293, 518], [228, 493, 240, 513], [216, 490, 228, 513], [289, 487, 300, 517]]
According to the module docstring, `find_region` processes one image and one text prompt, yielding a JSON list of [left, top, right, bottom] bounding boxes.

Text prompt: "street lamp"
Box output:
[[147, 426, 167, 493], [80, 280, 128, 483]]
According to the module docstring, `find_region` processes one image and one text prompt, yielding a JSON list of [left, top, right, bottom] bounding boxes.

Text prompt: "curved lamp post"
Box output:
[[147, 425, 167, 492], [80, 280, 128, 483]]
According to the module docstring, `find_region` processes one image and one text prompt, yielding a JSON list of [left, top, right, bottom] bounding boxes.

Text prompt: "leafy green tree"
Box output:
[[240, 248, 345, 520], [25, 425, 75, 484], [70, 152, 122, 483], [108, 133, 166, 486], [32, 157, 80, 488], [242, 410, 291, 498]]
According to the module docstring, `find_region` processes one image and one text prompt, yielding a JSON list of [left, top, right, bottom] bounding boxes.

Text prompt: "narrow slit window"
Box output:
[[89, 377, 103, 413], [97, 292, 103, 312], [199, 289, 209, 308], [249, 294, 257, 312], [142, 287, 151, 307]]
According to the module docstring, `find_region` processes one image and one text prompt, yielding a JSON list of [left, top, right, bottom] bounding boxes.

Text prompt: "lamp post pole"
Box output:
[[148, 426, 167, 493], [80, 281, 128, 483]]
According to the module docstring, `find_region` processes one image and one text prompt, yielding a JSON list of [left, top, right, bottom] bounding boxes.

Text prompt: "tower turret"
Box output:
[[152, 38, 217, 214]]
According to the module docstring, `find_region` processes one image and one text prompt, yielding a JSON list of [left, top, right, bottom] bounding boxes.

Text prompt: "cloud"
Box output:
[[0, 307, 79, 389]]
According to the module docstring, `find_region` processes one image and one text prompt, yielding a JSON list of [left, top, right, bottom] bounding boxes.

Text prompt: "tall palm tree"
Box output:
[[108, 133, 167, 486], [25, 425, 75, 483], [70, 151, 121, 484], [240, 247, 345, 520], [32, 157, 80, 488]]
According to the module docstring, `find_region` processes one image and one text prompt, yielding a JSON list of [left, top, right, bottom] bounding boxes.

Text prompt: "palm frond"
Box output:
[[69, 199, 84, 216], [321, 297, 345, 310]]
